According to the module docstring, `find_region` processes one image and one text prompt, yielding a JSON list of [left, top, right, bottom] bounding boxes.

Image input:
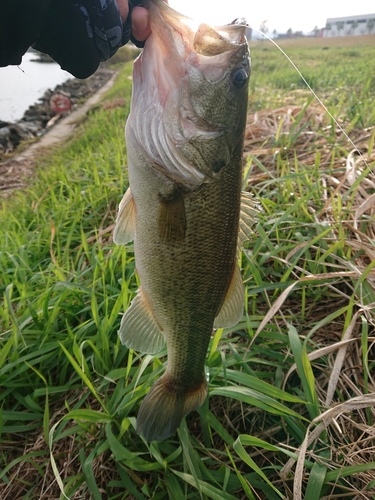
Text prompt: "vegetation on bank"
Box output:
[[0, 36, 375, 499]]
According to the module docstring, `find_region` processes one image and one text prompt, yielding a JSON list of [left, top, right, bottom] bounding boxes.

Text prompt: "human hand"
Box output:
[[131, 6, 152, 42], [117, 0, 169, 43], [31, 0, 170, 79], [116, 1, 151, 42]]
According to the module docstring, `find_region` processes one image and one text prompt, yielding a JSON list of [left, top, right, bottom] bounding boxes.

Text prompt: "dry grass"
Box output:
[[241, 100, 375, 498]]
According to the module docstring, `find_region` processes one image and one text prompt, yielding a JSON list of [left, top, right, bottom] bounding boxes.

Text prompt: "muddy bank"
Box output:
[[0, 67, 114, 160]]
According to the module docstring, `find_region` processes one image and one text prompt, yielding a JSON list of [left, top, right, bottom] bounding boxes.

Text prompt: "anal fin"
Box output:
[[118, 288, 165, 354], [113, 187, 136, 245], [214, 265, 244, 329]]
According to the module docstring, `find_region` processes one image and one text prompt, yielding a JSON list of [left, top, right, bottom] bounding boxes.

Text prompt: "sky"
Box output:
[[168, 0, 375, 35]]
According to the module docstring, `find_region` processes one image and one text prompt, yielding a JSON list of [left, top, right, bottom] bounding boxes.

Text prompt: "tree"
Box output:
[[367, 18, 375, 34], [287, 27, 293, 38], [259, 20, 268, 42], [260, 20, 268, 35], [325, 23, 332, 37], [272, 29, 277, 39], [351, 20, 358, 35], [337, 21, 344, 36]]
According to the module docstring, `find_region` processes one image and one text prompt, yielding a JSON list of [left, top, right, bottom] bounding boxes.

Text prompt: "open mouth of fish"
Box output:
[[137, 0, 248, 91]]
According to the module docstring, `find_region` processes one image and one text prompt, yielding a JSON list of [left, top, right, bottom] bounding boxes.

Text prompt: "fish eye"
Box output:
[[231, 67, 249, 89]]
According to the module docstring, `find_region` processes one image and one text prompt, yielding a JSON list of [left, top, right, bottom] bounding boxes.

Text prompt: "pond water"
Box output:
[[0, 52, 73, 123]]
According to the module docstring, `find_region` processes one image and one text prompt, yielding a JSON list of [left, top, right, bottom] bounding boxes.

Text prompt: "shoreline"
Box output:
[[0, 66, 114, 161], [0, 66, 118, 196]]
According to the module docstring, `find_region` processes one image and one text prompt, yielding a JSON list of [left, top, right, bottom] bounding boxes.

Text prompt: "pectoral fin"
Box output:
[[238, 191, 260, 246], [118, 288, 165, 354], [214, 265, 244, 328], [158, 186, 187, 243], [113, 187, 136, 245]]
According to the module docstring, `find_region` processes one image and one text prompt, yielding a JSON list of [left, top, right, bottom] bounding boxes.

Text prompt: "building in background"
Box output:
[[324, 14, 375, 37]]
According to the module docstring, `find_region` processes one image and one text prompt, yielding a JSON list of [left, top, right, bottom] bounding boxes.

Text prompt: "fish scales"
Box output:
[[114, 0, 254, 441]]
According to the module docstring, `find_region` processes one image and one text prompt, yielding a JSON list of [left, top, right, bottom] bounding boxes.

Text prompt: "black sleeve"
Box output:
[[0, 0, 51, 67], [1, 0, 145, 79]]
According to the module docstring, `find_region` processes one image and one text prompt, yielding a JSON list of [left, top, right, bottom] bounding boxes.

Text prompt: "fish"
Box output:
[[113, 0, 256, 441]]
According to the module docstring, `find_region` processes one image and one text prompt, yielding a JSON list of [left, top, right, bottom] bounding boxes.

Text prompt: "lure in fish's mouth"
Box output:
[[146, 0, 248, 58]]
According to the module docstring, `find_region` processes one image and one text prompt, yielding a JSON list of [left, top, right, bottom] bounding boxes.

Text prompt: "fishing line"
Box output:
[[249, 28, 370, 168]]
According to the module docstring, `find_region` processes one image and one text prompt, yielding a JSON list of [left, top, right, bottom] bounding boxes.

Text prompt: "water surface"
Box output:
[[0, 52, 72, 123]]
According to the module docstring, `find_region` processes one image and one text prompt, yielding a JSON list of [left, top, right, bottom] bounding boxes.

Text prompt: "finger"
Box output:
[[131, 6, 151, 41], [116, 0, 129, 22]]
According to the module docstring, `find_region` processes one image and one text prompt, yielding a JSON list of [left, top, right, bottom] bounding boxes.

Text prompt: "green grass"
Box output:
[[249, 35, 375, 127], [1, 35, 375, 499]]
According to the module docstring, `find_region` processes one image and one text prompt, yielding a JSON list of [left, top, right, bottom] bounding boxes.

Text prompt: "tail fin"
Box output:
[[136, 374, 208, 441]]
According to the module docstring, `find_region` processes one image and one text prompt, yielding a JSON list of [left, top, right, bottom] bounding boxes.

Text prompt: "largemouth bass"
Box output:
[[114, 0, 255, 441]]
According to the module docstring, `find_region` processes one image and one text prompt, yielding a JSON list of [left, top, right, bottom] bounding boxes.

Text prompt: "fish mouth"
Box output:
[[146, 0, 248, 58], [140, 0, 249, 96]]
